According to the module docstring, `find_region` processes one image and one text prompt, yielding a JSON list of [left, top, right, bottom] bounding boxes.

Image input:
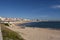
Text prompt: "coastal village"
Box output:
[[0, 17, 31, 22], [0, 17, 48, 22]]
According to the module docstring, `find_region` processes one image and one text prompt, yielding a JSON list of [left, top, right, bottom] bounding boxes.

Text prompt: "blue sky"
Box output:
[[0, 0, 60, 20]]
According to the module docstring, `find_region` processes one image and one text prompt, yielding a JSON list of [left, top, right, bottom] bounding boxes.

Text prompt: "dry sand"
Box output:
[[6, 23, 60, 40]]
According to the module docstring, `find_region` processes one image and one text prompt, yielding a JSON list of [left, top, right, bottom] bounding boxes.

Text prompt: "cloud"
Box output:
[[51, 5, 60, 8]]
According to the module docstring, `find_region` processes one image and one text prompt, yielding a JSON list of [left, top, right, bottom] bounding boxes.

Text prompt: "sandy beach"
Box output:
[[5, 23, 60, 40]]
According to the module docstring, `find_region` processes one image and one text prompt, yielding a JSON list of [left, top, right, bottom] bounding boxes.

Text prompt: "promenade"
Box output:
[[0, 25, 3, 40]]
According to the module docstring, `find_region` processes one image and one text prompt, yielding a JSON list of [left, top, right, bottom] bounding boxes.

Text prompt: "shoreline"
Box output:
[[15, 22, 60, 31], [15, 21, 60, 30]]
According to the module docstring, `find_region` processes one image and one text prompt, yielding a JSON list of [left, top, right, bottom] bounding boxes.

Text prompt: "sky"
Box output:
[[0, 0, 60, 21]]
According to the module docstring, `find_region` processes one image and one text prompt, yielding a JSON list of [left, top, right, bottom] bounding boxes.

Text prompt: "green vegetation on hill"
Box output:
[[4, 23, 10, 26], [1, 24, 24, 40], [1, 23, 10, 26]]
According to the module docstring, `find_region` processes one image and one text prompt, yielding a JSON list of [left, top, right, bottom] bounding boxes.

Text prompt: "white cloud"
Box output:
[[52, 5, 60, 8]]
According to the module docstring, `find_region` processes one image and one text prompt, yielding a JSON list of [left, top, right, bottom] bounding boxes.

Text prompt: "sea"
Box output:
[[18, 21, 60, 29]]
